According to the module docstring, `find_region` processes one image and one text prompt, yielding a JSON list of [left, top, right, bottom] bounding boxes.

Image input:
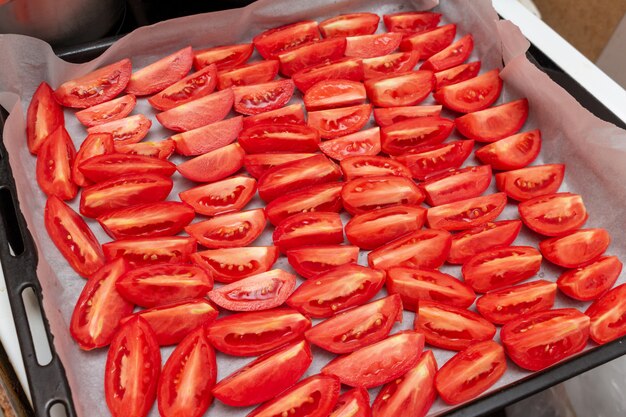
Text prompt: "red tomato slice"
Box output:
[[308, 104, 372, 139], [386, 267, 476, 311], [320, 13, 379, 38], [265, 182, 343, 226], [322, 331, 424, 388], [76, 94, 135, 128], [217, 60, 279, 89], [286, 263, 385, 317], [55, 59, 132, 108], [70, 259, 131, 350], [156, 88, 234, 132], [383, 11, 441, 33], [434, 69, 503, 113], [519, 192, 588, 236], [176, 143, 245, 183], [422, 34, 474, 72], [243, 153, 316, 179], [191, 246, 279, 283], [540, 228, 610, 268], [463, 246, 543, 293], [395, 139, 474, 180], [103, 236, 196, 266], [243, 104, 306, 129], [116, 263, 213, 308], [496, 164, 565, 201], [213, 340, 312, 407], [435, 341, 506, 405], [330, 388, 371, 417], [27, 82, 65, 154], [157, 326, 216, 417], [345, 32, 402, 58], [170, 116, 242, 156], [434, 61, 481, 89], [341, 175, 424, 215], [365, 71, 434, 107], [148, 64, 218, 111], [239, 123, 320, 153], [381, 116, 454, 155], [586, 284, 626, 344], [87, 114, 151, 145], [345, 204, 426, 250], [36, 126, 77, 200], [448, 220, 522, 265], [114, 140, 175, 160], [456, 98, 529, 142], [286, 245, 360, 279], [304, 79, 366, 111], [78, 153, 176, 183], [306, 295, 402, 354], [253, 20, 320, 59], [278, 38, 347, 77], [233, 79, 295, 115], [414, 301, 496, 350], [273, 212, 343, 252], [72, 133, 115, 187], [340, 155, 412, 180], [476, 280, 557, 325], [293, 58, 364, 92], [127, 46, 193, 96], [422, 165, 492, 206], [193, 43, 253, 71], [476, 129, 542, 170], [179, 176, 256, 216], [104, 316, 160, 417], [558, 256, 622, 301], [368, 229, 452, 271], [400, 24, 456, 59], [426, 193, 507, 231], [363, 51, 419, 79], [320, 127, 381, 161], [185, 208, 266, 249]]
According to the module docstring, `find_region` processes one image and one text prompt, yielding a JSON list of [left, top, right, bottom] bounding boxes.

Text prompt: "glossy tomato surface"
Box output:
[[345, 32, 403, 58], [365, 71, 434, 107], [273, 212, 344, 252], [426, 193, 507, 231], [434, 61, 481, 89], [448, 220, 523, 265], [76, 94, 135, 127], [156, 89, 234, 132], [179, 176, 257, 216], [496, 164, 565, 201], [381, 116, 454, 155], [557, 256, 622, 301], [126, 47, 193, 96], [72, 132, 115, 187], [330, 388, 371, 417], [239, 123, 320, 153], [373, 104, 442, 127], [114, 139, 175, 160], [383, 11, 441, 33], [242, 104, 305, 128], [456, 98, 529, 142], [217, 60, 279, 90], [293, 58, 364, 92], [586, 284, 626, 344], [518, 192, 588, 236], [421, 34, 474, 72], [539, 228, 610, 268], [87, 114, 151, 145], [286, 245, 360, 279], [368, 229, 451, 271], [36, 126, 77, 200], [363, 51, 419, 80], [400, 24, 456, 58], [340, 155, 411, 180], [185, 208, 266, 249], [78, 153, 176, 183], [193, 43, 254, 70], [308, 104, 372, 139], [192, 246, 278, 283], [341, 175, 424, 215], [27, 82, 65, 154], [422, 165, 492, 206], [320, 13, 380, 38], [253, 20, 320, 59], [103, 236, 196, 266], [266, 182, 343, 226], [233, 79, 295, 115], [278, 38, 347, 76], [304, 79, 366, 111], [148, 63, 217, 110], [434, 68, 502, 113], [176, 143, 245, 183], [171, 116, 242, 156], [395, 140, 474, 180]]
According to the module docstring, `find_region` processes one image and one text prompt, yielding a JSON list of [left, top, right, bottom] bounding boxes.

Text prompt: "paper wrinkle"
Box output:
[[1, 0, 625, 416]]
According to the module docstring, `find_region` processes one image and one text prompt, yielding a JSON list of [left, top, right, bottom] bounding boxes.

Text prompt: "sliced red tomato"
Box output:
[[239, 124, 320, 153], [475, 129, 542, 170], [156, 88, 234, 132], [395, 140, 474, 180], [292, 58, 364, 92], [434, 61, 481, 89], [273, 212, 343, 252], [496, 164, 565, 201], [76, 94, 135, 127], [330, 388, 371, 417], [176, 143, 245, 183], [448, 220, 522, 264], [243, 153, 316, 179], [322, 331, 424, 388], [414, 301, 496, 350], [462, 246, 543, 293], [341, 175, 424, 215], [421, 34, 474, 72], [383, 11, 441, 33], [87, 114, 151, 145], [320, 13, 380, 38], [212, 341, 312, 407], [36, 126, 77, 200], [386, 267, 476, 311], [518, 192, 588, 236], [345, 204, 426, 250], [422, 165, 492, 206], [426, 193, 507, 231], [191, 246, 279, 283], [308, 103, 372, 139], [217, 60, 279, 89], [345, 32, 403, 58], [193, 43, 254, 71], [78, 153, 176, 183], [114, 140, 175, 160], [253, 21, 320, 59], [340, 155, 412, 180], [558, 256, 622, 301], [148, 63, 218, 111], [278, 38, 347, 77], [127, 46, 193, 96], [103, 236, 196, 266], [540, 228, 610, 268], [286, 245, 360, 280], [368, 229, 452, 271], [233, 79, 295, 115], [434, 69, 503, 113], [27, 82, 65, 154], [365, 71, 434, 107], [185, 208, 266, 249], [243, 104, 306, 129], [586, 284, 626, 344], [456, 98, 529, 142], [55, 59, 132, 108], [72, 133, 115, 187], [435, 341, 506, 405], [320, 127, 381, 161], [305, 295, 402, 354], [400, 24, 456, 59], [304, 79, 366, 111], [179, 176, 256, 216], [381, 116, 454, 155], [171, 116, 242, 156], [265, 182, 343, 226], [286, 263, 385, 317], [104, 316, 160, 417], [116, 263, 213, 308], [363, 51, 420, 79]]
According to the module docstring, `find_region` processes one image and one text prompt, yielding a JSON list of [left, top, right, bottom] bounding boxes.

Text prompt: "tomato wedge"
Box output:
[[363, 51, 420, 79], [72, 133, 115, 187], [496, 164, 565, 201], [233, 79, 295, 115], [278, 38, 347, 77], [193, 43, 254, 71], [519, 192, 588, 236], [320, 13, 380, 38], [381, 116, 454, 155], [273, 212, 343, 252], [126, 46, 193, 96], [27, 82, 65, 154], [501, 308, 590, 371], [341, 175, 424, 215], [435, 341, 506, 405], [365, 71, 434, 107], [475, 129, 542, 170], [586, 284, 626, 344], [340, 155, 411, 180], [191, 246, 279, 283], [103, 236, 196, 266], [308, 104, 372, 139], [70, 259, 132, 350], [179, 176, 256, 216], [345, 205, 426, 250], [422, 165, 493, 206], [243, 104, 305, 129], [86, 114, 151, 145], [345, 32, 402, 58], [434, 69, 503, 113], [448, 220, 523, 264], [148, 63, 218, 111], [320, 127, 381, 161], [400, 24, 456, 59], [476, 280, 557, 325], [78, 153, 176, 183], [217, 60, 279, 89], [434, 61, 481, 89], [368, 229, 452, 271], [421, 34, 474, 72], [253, 20, 320, 59], [156, 88, 234, 132], [176, 143, 245, 183], [386, 267, 476, 311], [286, 245, 360, 279], [456, 98, 529, 142], [331, 388, 371, 417], [557, 256, 622, 301], [540, 228, 610, 268], [244, 153, 316, 179], [55, 58, 132, 108], [395, 139, 474, 180], [239, 124, 320, 153], [212, 340, 312, 407], [76, 94, 135, 128], [414, 301, 496, 350], [266, 182, 343, 226], [304, 79, 366, 111], [36, 126, 77, 200], [185, 208, 266, 249], [114, 140, 175, 160], [170, 116, 242, 156], [292, 58, 364, 92], [286, 263, 385, 317], [383, 11, 441, 33], [426, 193, 507, 231]]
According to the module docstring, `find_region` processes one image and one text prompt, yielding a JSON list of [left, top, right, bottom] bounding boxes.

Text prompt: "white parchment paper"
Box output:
[[1, 0, 626, 416]]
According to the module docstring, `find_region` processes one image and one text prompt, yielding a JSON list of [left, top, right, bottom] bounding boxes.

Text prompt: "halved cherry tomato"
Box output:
[[340, 155, 412, 180], [104, 316, 160, 417], [176, 143, 245, 183], [114, 140, 175, 160], [456, 98, 529, 142], [286, 245, 360, 279], [475, 129, 542, 170], [103, 236, 196, 266], [540, 228, 610, 268], [191, 246, 279, 283], [476, 280, 557, 325], [278, 38, 347, 76], [212, 340, 312, 407], [330, 388, 371, 417], [87, 114, 151, 145], [345, 205, 426, 250], [462, 246, 543, 293], [519, 192, 588, 236], [148, 64, 218, 111], [78, 153, 176, 183], [55, 59, 132, 108], [368, 229, 452, 271], [156, 88, 234, 132], [233, 79, 295, 115], [185, 208, 266, 249], [341, 175, 424, 215], [383, 11, 441, 33], [426, 193, 507, 231], [27, 82, 65, 154], [308, 104, 372, 139], [304, 79, 366, 111], [558, 256, 622, 301], [421, 34, 473, 72], [243, 104, 306, 129], [116, 263, 213, 308], [179, 176, 257, 216], [414, 301, 496, 350], [434, 61, 481, 89], [586, 284, 626, 344], [72, 133, 115, 187], [400, 24, 456, 59], [448, 220, 522, 264], [322, 331, 424, 388], [273, 212, 343, 252], [193, 43, 254, 71], [345, 32, 403, 58], [381, 116, 454, 155], [386, 267, 476, 311], [422, 165, 493, 206], [434, 69, 502, 113], [76, 94, 135, 127], [501, 308, 590, 371], [292, 58, 364, 92], [305, 295, 402, 354], [239, 124, 320, 153], [496, 164, 565, 201], [253, 21, 320, 59], [435, 341, 506, 405], [70, 259, 131, 350], [126, 46, 193, 96], [286, 263, 385, 317], [217, 60, 279, 89], [171, 116, 242, 156], [320, 13, 380, 38], [363, 51, 419, 79], [36, 126, 77, 200], [395, 139, 474, 180], [365, 71, 434, 107], [265, 182, 343, 226], [320, 127, 381, 161], [157, 326, 216, 417], [244, 153, 316, 179]]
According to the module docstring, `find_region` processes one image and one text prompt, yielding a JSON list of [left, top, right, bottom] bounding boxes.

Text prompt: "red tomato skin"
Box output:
[[434, 61, 481, 89], [27, 82, 65, 154], [422, 165, 493, 206], [539, 228, 610, 268], [448, 220, 523, 264], [149, 63, 217, 111], [395, 139, 474, 180], [476, 129, 542, 171], [399, 24, 457, 58], [345, 32, 403, 58], [273, 212, 344, 252], [242, 104, 305, 129], [233, 79, 295, 116], [365, 71, 435, 107], [244, 153, 315, 180], [103, 236, 196, 266], [340, 155, 412, 180], [293, 58, 364, 92], [179, 176, 257, 217], [185, 208, 266, 249], [558, 256, 622, 301], [78, 153, 176, 183], [455, 98, 529, 142], [253, 20, 320, 59], [421, 34, 474, 72], [86, 114, 152, 145], [518, 192, 588, 237], [304, 79, 367, 111], [170, 116, 243, 156], [36, 126, 77, 200], [308, 104, 372, 139], [239, 123, 320, 154], [156, 88, 234, 132], [217, 60, 279, 90], [426, 193, 507, 231], [331, 388, 371, 417], [265, 182, 343, 226], [193, 44, 254, 71], [114, 140, 175, 160], [383, 11, 441, 33], [586, 284, 626, 344], [381, 116, 455, 155], [126, 47, 193, 96], [368, 229, 451, 271], [341, 175, 425, 216], [433, 68, 503, 113], [320, 13, 380, 38], [278, 38, 347, 77], [73, 132, 115, 187], [496, 164, 565, 201], [373, 105, 442, 127], [286, 245, 360, 279], [191, 246, 279, 284], [363, 51, 419, 80], [176, 143, 245, 183]]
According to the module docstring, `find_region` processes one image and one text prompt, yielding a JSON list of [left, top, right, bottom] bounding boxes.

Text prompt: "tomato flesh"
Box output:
[[78, 153, 176, 183], [475, 129, 542, 170], [422, 165, 492, 206], [496, 164, 565, 201], [558, 256, 622, 301], [176, 143, 245, 183], [363, 51, 419, 79], [253, 20, 320, 59], [87, 114, 152, 145], [239, 123, 320, 153], [114, 140, 175, 160], [193, 44, 254, 71], [103, 236, 196, 266], [374, 105, 442, 127], [36, 126, 77, 200], [185, 208, 266, 249], [171, 116, 242, 156], [383, 11, 441, 33], [308, 104, 372, 139], [368, 229, 451, 271], [72, 133, 115, 187], [365, 70, 434, 107], [304, 79, 366, 111], [191, 246, 279, 283], [540, 228, 610, 268], [342, 175, 424, 215], [448, 220, 523, 264], [400, 24, 456, 59], [586, 284, 626, 344], [27, 82, 65, 154], [286, 245, 360, 279], [434, 68, 502, 113], [76, 94, 135, 128], [320, 127, 381, 161], [518, 192, 588, 236], [426, 193, 507, 231], [233, 79, 295, 115], [266, 182, 343, 226], [217, 60, 279, 90], [456, 98, 529, 142], [340, 155, 411, 180], [179, 176, 257, 216], [156, 88, 234, 132], [435, 61, 481, 89], [330, 388, 371, 417], [126, 46, 193, 96], [381, 116, 454, 155], [243, 103, 305, 128], [395, 139, 474, 180], [148, 63, 217, 110], [421, 34, 474, 72], [345, 32, 403, 58], [320, 13, 380, 38], [293, 58, 364, 92], [273, 212, 343, 252], [278, 38, 347, 76]]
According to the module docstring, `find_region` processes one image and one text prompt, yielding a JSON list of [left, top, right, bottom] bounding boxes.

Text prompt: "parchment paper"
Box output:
[[1, 0, 626, 416]]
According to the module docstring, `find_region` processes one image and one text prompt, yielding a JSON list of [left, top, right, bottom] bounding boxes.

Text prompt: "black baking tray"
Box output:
[[2, 26, 626, 417]]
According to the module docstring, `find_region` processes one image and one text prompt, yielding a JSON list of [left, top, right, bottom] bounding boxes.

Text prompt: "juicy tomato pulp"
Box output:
[[365, 71, 435, 108], [421, 34, 474, 73], [103, 236, 196, 266], [383, 11, 441, 33], [395, 139, 474, 180], [233, 79, 295, 115], [192, 246, 279, 283], [381, 116, 454, 155], [87, 114, 152, 145], [171, 116, 243, 157], [422, 165, 492, 206], [540, 228, 610, 268], [558, 256, 622, 301], [265, 182, 343, 226], [185, 208, 267, 249], [36, 126, 77, 200], [373, 104, 442, 127], [340, 155, 411, 180], [72, 132, 115, 187], [304, 79, 366, 111], [176, 143, 245, 183], [179, 176, 257, 216], [217, 60, 279, 90], [368, 229, 451, 271], [126, 46, 194, 96], [239, 123, 320, 154], [475, 129, 542, 170], [456, 98, 529, 142], [156, 88, 234, 132], [518, 192, 588, 237], [273, 212, 344, 252], [331, 388, 371, 417], [426, 193, 507, 231], [586, 284, 626, 344], [319, 127, 381, 161], [76, 94, 135, 128], [435, 61, 481, 89], [78, 153, 176, 183], [341, 175, 424, 215], [148, 63, 218, 111], [286, 245, 360, 279], [320, 13, 380, 38], [253, 20, 320, 59], [448, 220, 522, 264], [243, 103, 305, 129], [193, 43, 254, 71], [496, 164, 565, 201], [278, 37, 347, 77], [400, 24, 456, 59], [434, 69, 502, 113], [363, 51, 419, 79], [345, 32, 403, 59], [293, 58, 364, 92], [27, 82, 65, 154], [308, 104, 372, 139]]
